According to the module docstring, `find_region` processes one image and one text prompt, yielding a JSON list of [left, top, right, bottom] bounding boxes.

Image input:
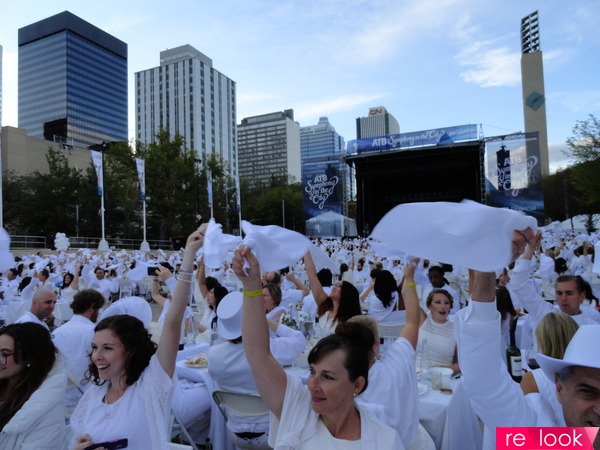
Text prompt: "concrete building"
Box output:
[[18, 11, 128, 150], [237, 109, 300, 187], [520, 10, 550, 176], [136, 44, 237, 175], [1, 126, 91, 176], [356, 106, 400, 139]]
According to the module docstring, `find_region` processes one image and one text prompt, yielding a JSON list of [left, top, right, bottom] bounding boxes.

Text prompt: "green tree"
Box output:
[[4, 148, 84, 241], [566, 114, 600, 209], [139, 130, 198, 240]]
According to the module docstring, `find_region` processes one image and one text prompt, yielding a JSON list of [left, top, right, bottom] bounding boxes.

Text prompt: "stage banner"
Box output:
[[91, 150, 104, 196], [135, 158, 145, 201], [302, 157, 344, 237], [347, 124, 478, 154], [485, 132, 545, 224]]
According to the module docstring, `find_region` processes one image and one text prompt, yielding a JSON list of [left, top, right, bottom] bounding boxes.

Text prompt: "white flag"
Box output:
[[135, 158, 145, 201], [91, 150, 104, 196], [207, 170, 213, 210], [235, 175, 241, 213]]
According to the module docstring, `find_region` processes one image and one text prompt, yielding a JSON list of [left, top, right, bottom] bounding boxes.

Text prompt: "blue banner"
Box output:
[[347, 124, 478, 154], [485, 132, 545, 224]]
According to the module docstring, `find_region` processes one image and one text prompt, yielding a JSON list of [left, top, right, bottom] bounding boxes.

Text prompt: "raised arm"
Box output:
[[71, 263, 81, 290], [233, 245, 287, 419], [401, 258, 421, 349], [303, 250, 328, 307], [196, 255, 209, 299], [285, 272, 309, 298], [156, 225, 206, 377]]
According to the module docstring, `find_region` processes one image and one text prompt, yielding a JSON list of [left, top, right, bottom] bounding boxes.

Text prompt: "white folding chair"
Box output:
[[169, 409, 204, 450], [168, 443, 193, 450], [212, 390, 272, 449]]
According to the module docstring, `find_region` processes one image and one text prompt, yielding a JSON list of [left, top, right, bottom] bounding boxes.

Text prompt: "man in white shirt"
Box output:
[[52, 289, 105, 412], [16, 287, 57, 330]]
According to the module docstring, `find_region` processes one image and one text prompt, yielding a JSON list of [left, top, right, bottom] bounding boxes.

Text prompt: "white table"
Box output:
[[419, 377, 483, 450]]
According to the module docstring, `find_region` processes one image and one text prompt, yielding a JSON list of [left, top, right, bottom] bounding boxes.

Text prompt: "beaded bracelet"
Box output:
[[243, 289, 263, 297]]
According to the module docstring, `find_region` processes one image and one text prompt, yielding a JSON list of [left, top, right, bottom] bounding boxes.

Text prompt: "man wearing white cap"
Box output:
[[457, 265, 600, 449], [208, 291, 305, 447]]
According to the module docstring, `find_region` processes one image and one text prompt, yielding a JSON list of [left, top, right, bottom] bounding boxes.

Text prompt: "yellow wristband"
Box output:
[[244, 289, 263, 297], [406, 281, 416, 287]]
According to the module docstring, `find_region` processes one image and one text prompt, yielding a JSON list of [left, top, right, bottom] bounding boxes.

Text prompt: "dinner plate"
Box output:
[[184, 361, 208, 368]]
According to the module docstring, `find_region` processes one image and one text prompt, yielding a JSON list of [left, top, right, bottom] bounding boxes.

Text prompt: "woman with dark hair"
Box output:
[[232, 246, 402, 448], [71, 225, 207, 450], [370, 269, 399, 322], [0, 322, 67, 448], [60, 263, 81, 302], [305, 251, 362, 337], [338, 262, 352, 283], [263, 283, 286, 321], [496, 285, 517, 348]]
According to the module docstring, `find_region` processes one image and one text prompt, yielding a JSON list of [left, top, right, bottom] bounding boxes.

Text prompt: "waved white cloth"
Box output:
[[99, 296, 152, 328], [307, 242, 337, 272], [241, 221, 309, 272], [0, 228, 14, 272], [370, 200, 537, 272], [368, 240, 406, 260], [594, 241, 600, 274], [203, 219, 241, 269]]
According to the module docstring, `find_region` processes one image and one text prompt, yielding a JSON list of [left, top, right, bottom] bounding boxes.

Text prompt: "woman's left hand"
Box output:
[[232, 245, 262, 291]]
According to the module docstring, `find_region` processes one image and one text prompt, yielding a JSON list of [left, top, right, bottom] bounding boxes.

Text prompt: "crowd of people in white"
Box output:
[[0, 204, 598, 450]]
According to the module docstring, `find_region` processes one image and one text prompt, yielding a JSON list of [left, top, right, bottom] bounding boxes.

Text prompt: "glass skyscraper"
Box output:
[[18, 11, 127, 149]]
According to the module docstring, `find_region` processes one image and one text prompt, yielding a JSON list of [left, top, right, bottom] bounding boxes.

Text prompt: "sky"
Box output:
[[1, 0, 599, 174]]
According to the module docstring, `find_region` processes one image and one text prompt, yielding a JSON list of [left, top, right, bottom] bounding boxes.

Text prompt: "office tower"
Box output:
[[136, 45, 237, 174], [0, 45, 3, 126], [300, 116, 351, 208], [356, 106, 400, 139], [521, 10, 550, 176], [18, 11, 127, 149], [237, 109, 300, 187]]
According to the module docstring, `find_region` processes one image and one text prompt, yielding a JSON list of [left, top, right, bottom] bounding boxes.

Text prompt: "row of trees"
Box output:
[[2, 130, 305, 245], [543, 114, 600, 231]]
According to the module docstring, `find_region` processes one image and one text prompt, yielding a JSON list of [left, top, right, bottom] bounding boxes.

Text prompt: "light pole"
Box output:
[[89, 141, 110, 251]]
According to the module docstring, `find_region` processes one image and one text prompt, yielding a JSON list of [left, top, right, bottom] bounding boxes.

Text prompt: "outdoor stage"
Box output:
[[347, 140, 485, 235]]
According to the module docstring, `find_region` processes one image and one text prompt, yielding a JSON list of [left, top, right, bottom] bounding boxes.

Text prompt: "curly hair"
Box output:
[[0, 323, 56, 429], [87, 315, 157, 386]]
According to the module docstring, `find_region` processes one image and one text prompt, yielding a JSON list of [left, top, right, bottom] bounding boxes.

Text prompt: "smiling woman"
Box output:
[[232, 244, 404, 449], [70, 225, 208, 450]]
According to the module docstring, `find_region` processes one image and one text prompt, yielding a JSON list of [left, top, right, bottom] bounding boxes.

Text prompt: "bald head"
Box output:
[[31, 288, 57, 321]]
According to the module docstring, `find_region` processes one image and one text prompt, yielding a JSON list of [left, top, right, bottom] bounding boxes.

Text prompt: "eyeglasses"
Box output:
[[0, 350, 15, 366]]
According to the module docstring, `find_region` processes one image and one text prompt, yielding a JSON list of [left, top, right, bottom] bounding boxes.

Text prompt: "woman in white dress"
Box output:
[[60, 265, 81, 302], [71, 225, 207, 450], [304, 251, 362, 338], [232, 245, 403, 449], [416, 289, 459, 373]]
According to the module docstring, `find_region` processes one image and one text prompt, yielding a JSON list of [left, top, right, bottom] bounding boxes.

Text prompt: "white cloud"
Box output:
[[292, 93, 387, 122], [455, 40, 521, 87], [548, 142, 576, 174], [549, 90, 600, 115], [103, 16, 148, 34]]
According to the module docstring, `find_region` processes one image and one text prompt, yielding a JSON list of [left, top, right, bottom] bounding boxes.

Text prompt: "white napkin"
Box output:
[[203, 219, 242, 269], [241, 221, 309, 272], [370, 200, 537, 272]]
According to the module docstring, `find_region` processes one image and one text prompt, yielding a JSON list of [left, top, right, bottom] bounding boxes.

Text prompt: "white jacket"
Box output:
[[0, 358, 68, 449]]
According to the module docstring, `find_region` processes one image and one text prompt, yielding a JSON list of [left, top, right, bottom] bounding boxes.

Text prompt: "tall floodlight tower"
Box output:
[[520, 11, 550, 176]]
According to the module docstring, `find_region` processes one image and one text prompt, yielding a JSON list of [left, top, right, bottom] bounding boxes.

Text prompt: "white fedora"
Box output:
[[537, 325, 600, 378], [216, 291, 243, 340]]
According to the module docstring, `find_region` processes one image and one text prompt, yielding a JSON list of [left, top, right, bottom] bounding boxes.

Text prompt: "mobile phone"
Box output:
[[147, 266, 158, 276], [85, 438, 128, 450]]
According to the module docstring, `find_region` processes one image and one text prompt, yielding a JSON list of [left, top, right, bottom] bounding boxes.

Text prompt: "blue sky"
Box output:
[[1, 0, 599, 173]]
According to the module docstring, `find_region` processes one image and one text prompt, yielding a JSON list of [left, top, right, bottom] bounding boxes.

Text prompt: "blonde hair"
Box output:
[[535, 312, 579, 359], [347, 315, 379, 343]]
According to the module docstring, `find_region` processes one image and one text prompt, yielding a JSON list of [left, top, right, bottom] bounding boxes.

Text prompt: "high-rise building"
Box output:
[[0, 45, 3, 127], [356, 106, 400, 139], [521, 10, 550, 176], [18, 11, 127, 149], [238, 109, 300, 187], [136, 45, 237, 175], [300, 116, 351, 206]]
